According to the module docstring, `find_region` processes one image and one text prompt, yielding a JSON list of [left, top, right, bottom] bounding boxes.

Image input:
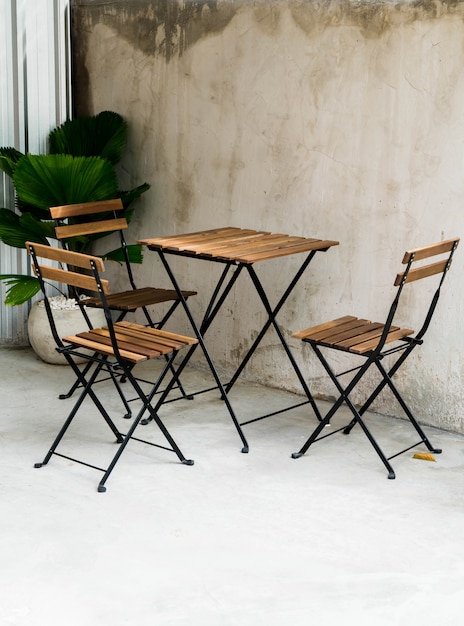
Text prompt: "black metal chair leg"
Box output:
[[58, 358, 94, 399], [97, 361, 194, 493], [35, 358, 123, 468]]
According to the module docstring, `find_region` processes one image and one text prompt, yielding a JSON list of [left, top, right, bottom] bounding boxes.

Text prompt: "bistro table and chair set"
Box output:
[[27, 199, 460, 491]]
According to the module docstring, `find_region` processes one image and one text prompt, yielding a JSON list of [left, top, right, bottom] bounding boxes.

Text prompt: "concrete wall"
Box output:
[[71, 0, 464, 434]]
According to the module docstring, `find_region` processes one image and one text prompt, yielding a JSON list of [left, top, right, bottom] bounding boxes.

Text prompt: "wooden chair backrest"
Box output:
[[26, 241, 110, 294], [50, 199, 127, 240], [394, 237, 460, 286]]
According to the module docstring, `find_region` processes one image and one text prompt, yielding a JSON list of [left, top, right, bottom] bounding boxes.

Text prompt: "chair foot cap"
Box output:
[[34, 463, 43, 468], [98, 485, 107, 493], [241, 446, 249, 454], [292, 452, 303, 459], [433, 448, 442, 454], [388, 472, 396, 479], [182, 459, 194, 466]]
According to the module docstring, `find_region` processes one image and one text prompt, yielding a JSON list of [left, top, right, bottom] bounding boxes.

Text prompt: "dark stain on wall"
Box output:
[[289, 0, 464, 39], [72, 0, 464, 63], [71, 0, 464, 114], [72, 1, 239, 61], [71, 0, 240, 113]]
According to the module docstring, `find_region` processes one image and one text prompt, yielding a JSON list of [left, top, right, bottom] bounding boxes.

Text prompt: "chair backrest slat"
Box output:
[[50, 198, 137, 293], [26, 241, 105, 272], [50, 199, 124, 219], [393, 237, 459, 286], [26, 241, 110, 294], [394, 259, 450, 286], [34, 265, 109, 294], [401, 238, 459, 263], [55, 218, 128, 240]]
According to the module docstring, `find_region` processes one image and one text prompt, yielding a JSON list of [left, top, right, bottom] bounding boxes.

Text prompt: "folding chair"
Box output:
[[291, 237, 460, 479], [51, 199, 196, 409], [27, 241, 197, 492]]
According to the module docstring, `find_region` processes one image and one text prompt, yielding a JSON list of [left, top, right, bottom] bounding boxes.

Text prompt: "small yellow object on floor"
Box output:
[[413, 452, 436, 462]]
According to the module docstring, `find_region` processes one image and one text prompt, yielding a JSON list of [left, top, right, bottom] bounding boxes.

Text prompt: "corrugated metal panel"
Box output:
[[0, 0, 71, 344]]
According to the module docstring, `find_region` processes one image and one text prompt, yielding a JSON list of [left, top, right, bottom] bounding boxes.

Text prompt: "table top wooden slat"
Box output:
[[140, 227, 258, 249], [159, 231, 271, 257], [181, 234, 302, 258], [236, 239, 338, 262], [139, 227, 339, 263]]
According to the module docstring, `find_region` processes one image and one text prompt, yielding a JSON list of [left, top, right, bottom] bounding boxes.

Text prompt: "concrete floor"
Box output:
[[1, 346, 464, 626]]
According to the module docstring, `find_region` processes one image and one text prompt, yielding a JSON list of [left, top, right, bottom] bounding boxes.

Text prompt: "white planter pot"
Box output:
[[27, 301, 106, 365]]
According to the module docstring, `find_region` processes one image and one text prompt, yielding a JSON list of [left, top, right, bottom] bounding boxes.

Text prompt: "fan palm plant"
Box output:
[[0, 111, 149, 305]]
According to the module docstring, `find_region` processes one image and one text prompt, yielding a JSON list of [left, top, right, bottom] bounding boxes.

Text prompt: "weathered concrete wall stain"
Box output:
[[290, 0, 464, 38], [72, 0, 464, 111], [72, 1, 238, 112], [72, 1, 239, 61], [73, 0, 464, 59]]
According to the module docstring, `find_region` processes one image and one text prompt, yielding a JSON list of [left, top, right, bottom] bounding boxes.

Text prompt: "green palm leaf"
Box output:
[[0, 209, 54, 247], [0, 147, 24, 177], [120, 183, 151, 213], [48, 111, 127, 165], [13, 154, 119, 211], [102, 244, 144, 264], [0, 275, 41, 306]]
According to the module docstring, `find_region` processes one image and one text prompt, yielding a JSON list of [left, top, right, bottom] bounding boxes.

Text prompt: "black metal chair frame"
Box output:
[[27, 241, 196, 492], [51, 199, 196, 414], [292, 238, 460, 479]]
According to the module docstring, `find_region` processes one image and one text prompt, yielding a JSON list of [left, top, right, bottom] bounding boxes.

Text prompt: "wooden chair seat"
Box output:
[[64, 321, 198, 363], [293, 315, 414, 354], [83, 287, 197, 312]]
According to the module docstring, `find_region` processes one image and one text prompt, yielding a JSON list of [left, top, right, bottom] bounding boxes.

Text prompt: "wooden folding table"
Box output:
[[139, 227, 339, 452]]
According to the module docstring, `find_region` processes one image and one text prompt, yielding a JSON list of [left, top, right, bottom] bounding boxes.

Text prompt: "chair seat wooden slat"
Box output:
[[292, 316, 358, 340], [116, 321, 198, 346], [111, 326, 188, 353], [63, 333, 148, 363], [333, 323, 387, 349], [311, 319, 376, 344], [64, 322, 199, 363], [74, 330, 166, 358], [294, 316, 414, 354], [83, 287, 197, 311], [349, 327, 414, 354], [91, 326, 176, 352]]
